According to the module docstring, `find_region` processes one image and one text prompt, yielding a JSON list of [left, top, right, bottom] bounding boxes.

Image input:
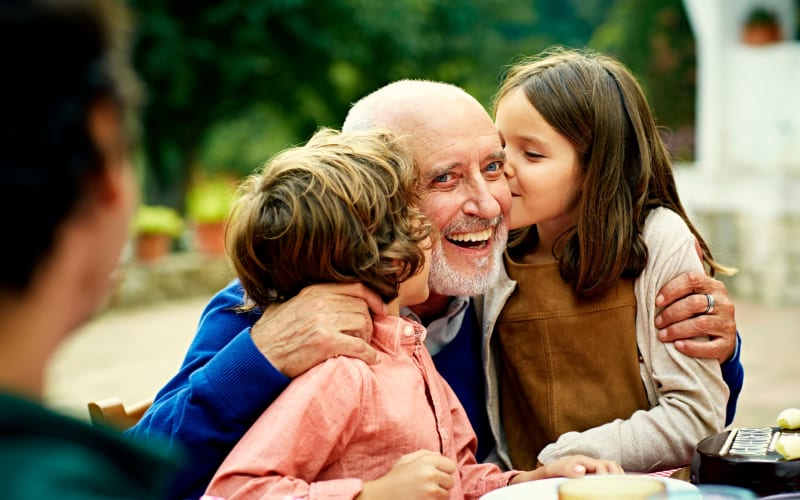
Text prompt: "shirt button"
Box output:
[[403, 326, 414, 337]]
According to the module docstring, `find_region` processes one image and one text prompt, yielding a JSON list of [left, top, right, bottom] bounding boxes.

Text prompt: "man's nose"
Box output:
[[462, 179, 502, 218]]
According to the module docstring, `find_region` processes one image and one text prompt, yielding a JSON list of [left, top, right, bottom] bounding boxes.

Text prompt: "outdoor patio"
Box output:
[[45, 288, 798, 431]]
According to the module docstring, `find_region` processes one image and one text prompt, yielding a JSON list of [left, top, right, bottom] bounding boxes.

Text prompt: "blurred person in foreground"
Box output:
[[0, 0, 181, 497], [130, 80, 743, 499]]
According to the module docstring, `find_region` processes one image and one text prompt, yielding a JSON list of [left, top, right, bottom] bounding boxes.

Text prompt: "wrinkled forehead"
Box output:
[[415, 130, 502, 176], [366, 83, 502, 173]]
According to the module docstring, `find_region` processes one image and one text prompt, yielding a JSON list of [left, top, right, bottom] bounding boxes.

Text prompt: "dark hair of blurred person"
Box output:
[[0, 0, 182, 497]]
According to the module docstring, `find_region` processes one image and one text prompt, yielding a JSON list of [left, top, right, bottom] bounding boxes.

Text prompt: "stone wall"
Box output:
[[107, 252, 235, 310], [681, 2, 799, 307], [687, 210, 800, 306], [107, 222, 800, 309]]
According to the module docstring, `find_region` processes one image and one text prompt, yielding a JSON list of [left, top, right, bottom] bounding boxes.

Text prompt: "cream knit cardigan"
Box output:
[[477, 207, 728, 472]]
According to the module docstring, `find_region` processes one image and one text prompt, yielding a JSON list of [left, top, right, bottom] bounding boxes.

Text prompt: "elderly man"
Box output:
[[129, 80, 742, 499]]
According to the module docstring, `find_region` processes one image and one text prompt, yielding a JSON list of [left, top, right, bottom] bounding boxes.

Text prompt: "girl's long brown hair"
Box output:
[[494, 47, 734, 297]]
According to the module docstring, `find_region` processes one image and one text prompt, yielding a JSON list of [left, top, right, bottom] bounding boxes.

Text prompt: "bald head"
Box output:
[[342, 79, 500, 170], [342, 79, 486, 138], [342, 79, 510, 302]]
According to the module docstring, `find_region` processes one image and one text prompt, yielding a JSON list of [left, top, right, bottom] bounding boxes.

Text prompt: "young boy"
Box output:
[[205, 128, 621, 499]]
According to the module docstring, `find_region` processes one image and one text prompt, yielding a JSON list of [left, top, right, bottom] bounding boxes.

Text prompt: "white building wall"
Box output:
[[681, 0, 800, 305]]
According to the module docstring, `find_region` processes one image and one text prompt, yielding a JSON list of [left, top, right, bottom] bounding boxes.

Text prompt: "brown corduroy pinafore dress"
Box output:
[[495, 259, 650, 470]]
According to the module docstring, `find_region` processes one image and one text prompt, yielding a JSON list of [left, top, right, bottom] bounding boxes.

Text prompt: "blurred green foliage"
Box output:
[[132, 205, 184, 237], [185, 178, 236, 224], [591, 0, 696, 139], [128, 0, 697, 209]]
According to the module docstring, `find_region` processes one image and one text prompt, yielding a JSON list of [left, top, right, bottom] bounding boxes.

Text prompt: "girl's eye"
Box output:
[[525, 151, 544, 159]]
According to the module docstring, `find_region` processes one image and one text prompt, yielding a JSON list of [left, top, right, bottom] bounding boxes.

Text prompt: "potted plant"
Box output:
[[741, 7, 783, 45], [132, 205, 184, 262], [186, 178, 236, 256]]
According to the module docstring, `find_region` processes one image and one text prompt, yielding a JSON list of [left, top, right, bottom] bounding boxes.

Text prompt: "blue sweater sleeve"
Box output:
[[125, 280, 290, 499], [720, 331, 744, 426]]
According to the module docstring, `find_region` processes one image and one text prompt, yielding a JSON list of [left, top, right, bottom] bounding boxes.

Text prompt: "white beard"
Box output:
[[428, 219, 508, 296]]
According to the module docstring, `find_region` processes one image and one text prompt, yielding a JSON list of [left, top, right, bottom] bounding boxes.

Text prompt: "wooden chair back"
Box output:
[[87, 397, 152, 430]]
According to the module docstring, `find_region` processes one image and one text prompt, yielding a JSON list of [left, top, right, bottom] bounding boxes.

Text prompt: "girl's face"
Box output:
[[495, 87, 584, 238]]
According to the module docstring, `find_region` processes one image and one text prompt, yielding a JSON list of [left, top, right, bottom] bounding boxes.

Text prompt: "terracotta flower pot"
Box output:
[[135, 233, 172, 262], [194, 221, 226, 255], [742, 23, 782, 45]]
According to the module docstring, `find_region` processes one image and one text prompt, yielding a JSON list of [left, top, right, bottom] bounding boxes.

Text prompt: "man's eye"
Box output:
[[433, 173, 452, 183], [486, 161, 503, 172]]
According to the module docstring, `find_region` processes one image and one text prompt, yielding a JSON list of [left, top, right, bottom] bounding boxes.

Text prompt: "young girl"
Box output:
[[205, 128, 620, 499], [482, 47, 734, 473]]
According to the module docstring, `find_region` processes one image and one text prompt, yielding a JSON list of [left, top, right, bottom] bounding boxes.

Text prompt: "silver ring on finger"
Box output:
[[703, 293, 715, 314]]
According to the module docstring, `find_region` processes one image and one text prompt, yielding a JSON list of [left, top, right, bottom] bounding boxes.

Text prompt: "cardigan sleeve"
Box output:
[[538, 208, 728, 472], [721, 331, 744, 425], [126, 280, 291, 499]]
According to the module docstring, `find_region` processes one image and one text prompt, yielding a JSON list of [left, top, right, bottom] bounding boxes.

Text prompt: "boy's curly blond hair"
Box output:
[[226, 127, 433, 308]]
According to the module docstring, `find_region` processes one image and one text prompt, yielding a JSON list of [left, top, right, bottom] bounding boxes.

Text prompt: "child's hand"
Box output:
[[510, 455, 624, 484], [357, 449, 456, 500]]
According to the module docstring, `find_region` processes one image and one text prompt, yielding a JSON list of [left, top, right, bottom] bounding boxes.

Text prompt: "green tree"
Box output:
[[590, 0, 697, 157], [129, 0, 699, 207], [129, 0, 517, 208]]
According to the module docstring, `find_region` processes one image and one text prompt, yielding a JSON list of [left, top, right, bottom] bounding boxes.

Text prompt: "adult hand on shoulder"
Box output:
[[357, 450, 456, 500], [252, 282, 386, 378], [654, 272, 737, 364]]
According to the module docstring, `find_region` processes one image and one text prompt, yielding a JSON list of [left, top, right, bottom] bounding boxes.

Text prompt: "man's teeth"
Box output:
[[448, 228, 493, 242]]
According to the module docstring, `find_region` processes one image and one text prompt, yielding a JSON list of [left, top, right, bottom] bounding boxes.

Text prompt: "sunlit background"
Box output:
[[120, 0, 800, 305], [47, 0, 799, 431], [130, 0, 701, 202]]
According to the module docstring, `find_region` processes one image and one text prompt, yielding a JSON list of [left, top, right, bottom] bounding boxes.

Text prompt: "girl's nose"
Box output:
[[504, 160, 516, 179]]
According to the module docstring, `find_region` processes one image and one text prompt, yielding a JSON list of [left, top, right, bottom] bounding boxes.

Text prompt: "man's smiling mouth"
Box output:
[[446, 227, 494, 249]]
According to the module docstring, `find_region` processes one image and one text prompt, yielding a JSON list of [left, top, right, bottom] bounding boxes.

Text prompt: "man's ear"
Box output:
[[86, 98, 128, 204]]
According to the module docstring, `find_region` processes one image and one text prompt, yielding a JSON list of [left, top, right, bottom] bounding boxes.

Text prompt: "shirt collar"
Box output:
[[371, 314, 427, 355], [401, 296, 470, 356]]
